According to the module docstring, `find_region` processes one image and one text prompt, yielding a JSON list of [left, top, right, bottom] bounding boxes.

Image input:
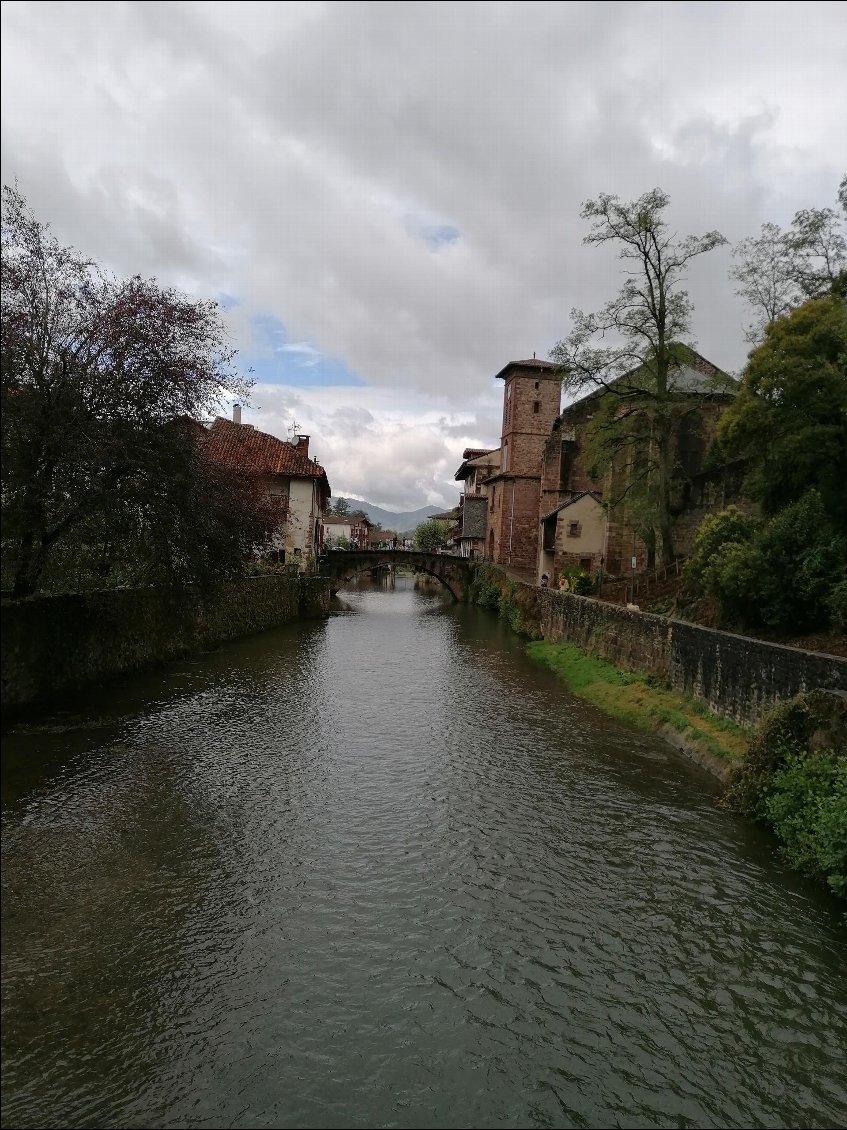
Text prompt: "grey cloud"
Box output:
[[3, 0, 844, 503]]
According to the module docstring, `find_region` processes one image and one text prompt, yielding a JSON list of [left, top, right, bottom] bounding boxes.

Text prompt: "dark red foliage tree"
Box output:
[[1, 186, 260, 595]]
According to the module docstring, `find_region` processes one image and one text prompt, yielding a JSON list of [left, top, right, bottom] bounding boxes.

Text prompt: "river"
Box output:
[[1, 576, 845, 1129]]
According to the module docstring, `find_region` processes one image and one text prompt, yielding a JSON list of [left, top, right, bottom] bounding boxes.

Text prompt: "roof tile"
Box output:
[[203, 418, 327, 480]]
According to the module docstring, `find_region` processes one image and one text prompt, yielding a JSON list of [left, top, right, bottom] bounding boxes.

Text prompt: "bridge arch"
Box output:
[[318, 549, 472, 602]]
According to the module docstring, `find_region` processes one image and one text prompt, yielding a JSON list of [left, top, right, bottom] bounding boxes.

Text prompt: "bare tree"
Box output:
[[729, 223, 796, 342], [731, 178, 847, 342], [550, 188, 727, 565]]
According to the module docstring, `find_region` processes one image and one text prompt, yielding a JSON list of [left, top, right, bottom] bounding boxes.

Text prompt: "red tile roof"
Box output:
[[323, 514, 372, 527], [203, 418, 328, 484]]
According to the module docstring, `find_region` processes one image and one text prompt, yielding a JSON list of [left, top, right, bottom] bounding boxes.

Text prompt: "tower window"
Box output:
[[533, 401, 540, 414]]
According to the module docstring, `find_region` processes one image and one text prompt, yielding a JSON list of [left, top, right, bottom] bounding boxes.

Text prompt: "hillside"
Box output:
[[332, 498, 442, 534]]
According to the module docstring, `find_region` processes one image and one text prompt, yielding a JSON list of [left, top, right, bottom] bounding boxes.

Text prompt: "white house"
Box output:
[[203, 412, 331, 569]]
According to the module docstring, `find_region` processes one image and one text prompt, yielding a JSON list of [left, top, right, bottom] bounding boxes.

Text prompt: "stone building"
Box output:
[[484, 358, 562, 570], [453, 447, 499, 558], [537, 349, 739, 583], [322, 512, 373, 549]]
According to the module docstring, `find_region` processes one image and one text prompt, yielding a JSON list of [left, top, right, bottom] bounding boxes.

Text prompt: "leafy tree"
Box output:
[[684, 505, 760, 590], [684, 493, 846, 634], [730, 178, 846, 341], [414, 519, 451, 551], [325, 534, 350, 550], [550, 189, 727, 565], [1, 186, 253, 595], [717, 295, 847, 528]]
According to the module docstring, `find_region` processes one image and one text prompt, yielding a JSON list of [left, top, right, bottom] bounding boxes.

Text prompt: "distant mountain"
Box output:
[[332, 498, 442, 534]]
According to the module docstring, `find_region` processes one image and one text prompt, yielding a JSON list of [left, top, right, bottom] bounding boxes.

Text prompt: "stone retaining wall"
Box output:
[[538, 589, 847, 726], [1, 574, 331, 713]]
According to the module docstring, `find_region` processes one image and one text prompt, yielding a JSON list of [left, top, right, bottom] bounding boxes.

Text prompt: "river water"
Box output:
[[2, 577, 845, 1129]]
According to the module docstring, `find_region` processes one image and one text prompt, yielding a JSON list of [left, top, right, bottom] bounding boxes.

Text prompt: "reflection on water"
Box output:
[[2, 577, 846, 1129]]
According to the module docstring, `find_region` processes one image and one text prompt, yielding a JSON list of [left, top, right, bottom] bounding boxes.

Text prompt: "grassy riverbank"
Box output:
[[527, 640, 750, 769], [528, 640, 846, 899]]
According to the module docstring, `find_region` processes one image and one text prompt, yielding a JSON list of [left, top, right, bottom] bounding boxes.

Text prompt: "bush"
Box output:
[[559, 564, 594, 595], [762, 751, 847, 898], [685, 493, 846, 634], [684, 506, 759, 590], [701, 540, 767, 626], [571, 571, 595, 595], [724, 690, 847, 898]]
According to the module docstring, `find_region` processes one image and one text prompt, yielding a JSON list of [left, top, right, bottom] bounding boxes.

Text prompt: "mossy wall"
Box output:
[[467, 563, 542, 638], [1, 574, 331, 712], [539, 590, 847, 726]]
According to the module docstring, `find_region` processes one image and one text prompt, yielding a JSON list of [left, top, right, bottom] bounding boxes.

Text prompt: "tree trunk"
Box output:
[[656, 419, 676, 566], [644, 528, 657, 570], [11, 531, 40, 597]]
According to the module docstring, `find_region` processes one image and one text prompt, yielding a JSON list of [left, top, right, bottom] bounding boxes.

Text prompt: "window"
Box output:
[[533, 401, 540, 414], [534, 381, 539, 390], [567, 521, 581, 538]]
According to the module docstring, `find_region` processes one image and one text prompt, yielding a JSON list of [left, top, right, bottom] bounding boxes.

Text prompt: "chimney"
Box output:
[[233, 404, 242, 425], [296, 435, 310, 457]]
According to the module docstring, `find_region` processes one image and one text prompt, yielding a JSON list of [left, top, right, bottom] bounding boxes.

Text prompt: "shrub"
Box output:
[[686, 493, 846, 633], [684, 505, 759, 590], [762, 751, 847, 898], [701, 540, 767, 628], [724, 690, 847, 898], [559, 564, 595, 595], [571, 571, 595, 595]]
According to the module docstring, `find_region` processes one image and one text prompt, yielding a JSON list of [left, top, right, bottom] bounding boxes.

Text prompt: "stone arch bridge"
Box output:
[[319, 549, 473, 601]]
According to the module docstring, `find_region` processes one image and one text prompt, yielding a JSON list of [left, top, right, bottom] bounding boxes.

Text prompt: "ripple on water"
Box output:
[[2, 581, 846, 1129]]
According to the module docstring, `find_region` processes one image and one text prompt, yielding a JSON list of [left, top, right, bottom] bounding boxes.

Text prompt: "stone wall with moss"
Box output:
[[467, 564, 846, 726], [467, 563, 543, 639], [539, 590, 847, 726], [1, 574, 331, 712]]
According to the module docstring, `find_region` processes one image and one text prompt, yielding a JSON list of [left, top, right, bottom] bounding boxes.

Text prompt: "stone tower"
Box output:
[[486, 358, 561, 569]]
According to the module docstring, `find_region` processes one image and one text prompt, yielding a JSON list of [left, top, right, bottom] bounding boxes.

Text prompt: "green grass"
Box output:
[[527, 640, 750, 764]]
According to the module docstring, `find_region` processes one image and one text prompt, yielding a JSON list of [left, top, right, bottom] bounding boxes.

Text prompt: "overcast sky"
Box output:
[[2, 1, 845, 510]]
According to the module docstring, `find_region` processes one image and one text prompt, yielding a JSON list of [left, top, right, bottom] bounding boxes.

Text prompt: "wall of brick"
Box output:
[[537, 590, 847, 726], [2, 574, 332, 712], [490, 477, 541, 570]]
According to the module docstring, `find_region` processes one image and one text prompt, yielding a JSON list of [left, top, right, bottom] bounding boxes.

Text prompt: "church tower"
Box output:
[[486, 358, 561, 569]]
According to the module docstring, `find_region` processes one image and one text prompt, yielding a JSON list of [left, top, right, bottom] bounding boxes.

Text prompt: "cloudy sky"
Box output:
[[2, 1, 844, 510]]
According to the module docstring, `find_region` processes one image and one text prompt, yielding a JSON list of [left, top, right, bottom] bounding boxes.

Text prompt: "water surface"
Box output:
[[2, 578, 845, 1128]]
